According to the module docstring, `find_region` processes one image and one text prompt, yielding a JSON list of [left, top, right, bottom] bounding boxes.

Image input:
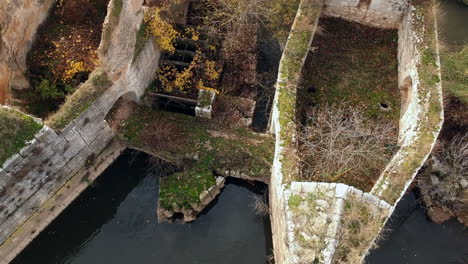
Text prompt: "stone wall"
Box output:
[[269, 0, 323, 263], [284, 182, 391, 264], [269, 1, 443, 263], [0, 0, 55, 104], [0, 0, 161, 248], [370, 1, 444, 205], [323, 0, 409, 29]]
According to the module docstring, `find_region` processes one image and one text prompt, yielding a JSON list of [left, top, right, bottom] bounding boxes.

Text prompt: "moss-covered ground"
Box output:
[[298, 17, 400, 190], [115, 105, 274, 210], [0, 108, 43, 165], [300, 17, 400, 121]]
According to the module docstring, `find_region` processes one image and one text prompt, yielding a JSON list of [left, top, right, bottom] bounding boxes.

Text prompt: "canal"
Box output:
[[12, 152, 273, 264]]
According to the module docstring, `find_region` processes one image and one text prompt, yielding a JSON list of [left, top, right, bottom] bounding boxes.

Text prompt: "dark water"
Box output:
[[439, 0, 468, 48], [366, 191, 468, 264], [12, 152, 272, 264]]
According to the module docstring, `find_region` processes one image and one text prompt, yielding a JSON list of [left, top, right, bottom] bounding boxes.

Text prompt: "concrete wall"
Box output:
[[0, 0, 161, 247], [323, 0, 409, 29]]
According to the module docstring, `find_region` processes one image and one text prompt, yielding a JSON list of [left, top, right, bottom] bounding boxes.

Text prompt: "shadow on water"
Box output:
[[252, 25, 282, 133], [366, 191, 468, 264], [12, 151, 273, 264]]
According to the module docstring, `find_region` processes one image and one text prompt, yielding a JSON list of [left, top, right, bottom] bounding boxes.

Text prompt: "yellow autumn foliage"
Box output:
[[63, 61, 86, 81], [144, 7, 179, 53]]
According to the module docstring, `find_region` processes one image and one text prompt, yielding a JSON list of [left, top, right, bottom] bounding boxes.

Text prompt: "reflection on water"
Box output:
[[439, 0, 468, 47], [12, 152, 272, 264]]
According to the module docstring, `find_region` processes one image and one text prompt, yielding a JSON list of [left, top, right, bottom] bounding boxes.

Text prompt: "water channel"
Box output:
[[12, 152, 273, 264]]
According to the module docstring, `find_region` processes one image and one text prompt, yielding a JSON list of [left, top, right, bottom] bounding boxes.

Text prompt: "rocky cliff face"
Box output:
[[0, 0, 55, 105]]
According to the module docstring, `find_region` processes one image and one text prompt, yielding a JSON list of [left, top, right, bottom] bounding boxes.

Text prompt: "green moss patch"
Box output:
[[275, 0, 323, 183], [159, 166, 215, 210], [116, 106, 274, 210], [0, 108, 43, 165]]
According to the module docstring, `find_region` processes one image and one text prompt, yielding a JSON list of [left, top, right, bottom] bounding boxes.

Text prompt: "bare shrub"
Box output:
[[140, 116, 182, 153], [423, 133, 468, 207], [193, 0, 299, 50], [251, 194, 269, 216], [298, 104, 398, 191]]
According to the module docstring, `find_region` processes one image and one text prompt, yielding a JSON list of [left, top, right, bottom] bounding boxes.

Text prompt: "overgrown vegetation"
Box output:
[[300, 17, 400, 120], [440, 46, 468, 104], [23, 0, 109, 117], [420, 134, 468, 207], [112, 104, 274, 210], [191, 0, 300, 50], [299, 105, 398, 191], [297, 17, 400, 191], [0, 108, 43, 165], [332, 194, 388, 264], [46, 69, 112, 130]]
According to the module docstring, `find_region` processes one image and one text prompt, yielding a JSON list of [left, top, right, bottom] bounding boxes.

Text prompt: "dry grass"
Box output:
[[46, 68, 112, 130], [140, 116, 182, 153], [332, 193, 388, 264], [298, 104, 398, 191]]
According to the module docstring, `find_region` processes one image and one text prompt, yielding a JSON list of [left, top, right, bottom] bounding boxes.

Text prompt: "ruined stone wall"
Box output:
[[270, 1, 444, 264], [0, 0, 55, 104], [323, 0, 409, 29], [269, 0, 322, 262], [0, 0, 161, 247]]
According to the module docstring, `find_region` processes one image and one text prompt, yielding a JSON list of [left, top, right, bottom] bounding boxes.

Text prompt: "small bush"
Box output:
[[35, 80, 64, 100], [0, 108, 43, 165]]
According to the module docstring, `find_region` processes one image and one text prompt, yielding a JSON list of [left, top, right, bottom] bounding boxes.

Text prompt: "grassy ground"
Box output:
[[0, 108, 43, 165], [440, 46, 468, 103], [113, 105, 274, 210], [298, 18, 400, 190], [300, 18, 400, 120]]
